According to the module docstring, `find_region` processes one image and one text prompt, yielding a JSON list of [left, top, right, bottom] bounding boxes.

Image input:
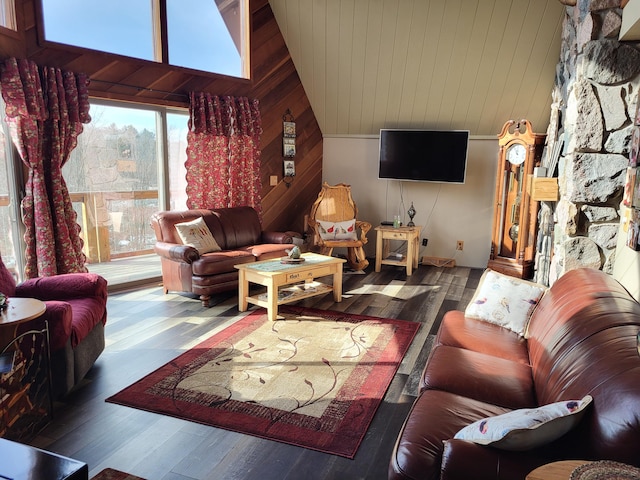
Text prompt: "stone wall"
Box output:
[[537, 0, 640, 285]]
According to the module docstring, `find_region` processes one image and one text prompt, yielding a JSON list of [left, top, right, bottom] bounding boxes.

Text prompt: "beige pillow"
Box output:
[[174, 217, 221, 254]]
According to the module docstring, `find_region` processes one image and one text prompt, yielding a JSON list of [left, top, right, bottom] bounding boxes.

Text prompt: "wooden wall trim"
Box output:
[[2, 0, 322, 234]]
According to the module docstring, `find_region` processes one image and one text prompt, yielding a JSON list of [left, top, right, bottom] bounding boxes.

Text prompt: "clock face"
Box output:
[[506, 143, 526, 165]]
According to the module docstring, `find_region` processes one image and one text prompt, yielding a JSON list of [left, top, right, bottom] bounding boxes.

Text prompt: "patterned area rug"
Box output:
[[91, 468, 146, 480], [106, 305, 419, 458]]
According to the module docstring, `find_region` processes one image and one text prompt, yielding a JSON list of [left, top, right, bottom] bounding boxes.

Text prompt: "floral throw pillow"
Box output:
[[454, 395, 592, 451], [174, 217, 222, 254], [317, 219, 358, 241], [464, 269, 547, 336]]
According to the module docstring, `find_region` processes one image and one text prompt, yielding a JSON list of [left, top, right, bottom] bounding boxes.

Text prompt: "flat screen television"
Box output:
[[378, 129, 469, 183]]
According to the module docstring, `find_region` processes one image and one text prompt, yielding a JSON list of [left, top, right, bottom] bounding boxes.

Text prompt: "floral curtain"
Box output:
[[0, 57, 90, 277], [185, 92, 263, 217]]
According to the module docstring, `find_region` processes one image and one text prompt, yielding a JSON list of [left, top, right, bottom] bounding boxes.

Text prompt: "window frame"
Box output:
[[35, 0, 250, 79]]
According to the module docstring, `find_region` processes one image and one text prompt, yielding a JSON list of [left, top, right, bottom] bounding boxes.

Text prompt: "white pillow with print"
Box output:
[[464, 269, 546, 336], [454, 396, 592, 451], [175, 217, 221, 254], [317, 219, 357, 241]]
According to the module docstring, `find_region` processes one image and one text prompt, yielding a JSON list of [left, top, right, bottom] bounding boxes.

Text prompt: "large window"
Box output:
[[62, 102, 188, 263], [0, 104, 21, 277], [40, 0, 248, 79], [0, 94, 188, 282]]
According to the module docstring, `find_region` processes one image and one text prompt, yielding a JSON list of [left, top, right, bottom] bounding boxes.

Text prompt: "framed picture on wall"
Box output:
[[283, 121, 296, 137], [283, 137, 296, 157], [284, 159, 295, 177]]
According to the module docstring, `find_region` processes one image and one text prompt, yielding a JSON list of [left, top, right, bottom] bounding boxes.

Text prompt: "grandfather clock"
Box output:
[[488, 119, 545, 279]]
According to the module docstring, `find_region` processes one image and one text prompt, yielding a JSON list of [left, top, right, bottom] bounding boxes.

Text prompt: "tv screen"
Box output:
[[378, 129, 469, 183]]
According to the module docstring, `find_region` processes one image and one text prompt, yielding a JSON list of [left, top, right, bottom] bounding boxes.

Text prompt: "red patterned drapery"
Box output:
[[0, 57, 91, 278], [185, 92, 263, 217]]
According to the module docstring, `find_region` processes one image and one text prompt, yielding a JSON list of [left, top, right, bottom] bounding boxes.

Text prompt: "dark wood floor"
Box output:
[[29, 262, 482, 480]]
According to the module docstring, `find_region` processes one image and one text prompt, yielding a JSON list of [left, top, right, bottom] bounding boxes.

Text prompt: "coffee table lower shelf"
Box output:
[[249, 281, 333, 308]]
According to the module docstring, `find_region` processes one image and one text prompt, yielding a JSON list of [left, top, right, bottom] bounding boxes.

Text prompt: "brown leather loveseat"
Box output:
[[151, 207, 296, 306], [389, 268, 640, 480]]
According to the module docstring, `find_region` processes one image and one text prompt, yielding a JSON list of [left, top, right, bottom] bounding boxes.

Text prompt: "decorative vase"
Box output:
[[407, 202, 416, 227]]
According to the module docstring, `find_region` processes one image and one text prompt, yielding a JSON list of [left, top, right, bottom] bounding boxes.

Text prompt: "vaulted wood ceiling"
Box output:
[[269, 0, 566, 136]]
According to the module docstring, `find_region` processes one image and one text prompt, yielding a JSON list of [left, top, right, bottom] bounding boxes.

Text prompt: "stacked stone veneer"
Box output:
[[538, 0, 640, 285]]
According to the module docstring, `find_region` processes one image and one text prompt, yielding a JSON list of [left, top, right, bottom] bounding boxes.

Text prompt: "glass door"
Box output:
[[0, 107, 23, 281]]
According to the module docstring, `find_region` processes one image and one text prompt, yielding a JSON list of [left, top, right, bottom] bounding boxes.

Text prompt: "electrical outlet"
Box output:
[[456, 240, 464, 251], [422, 238, 428, 246], [269, 175, 278, 186]]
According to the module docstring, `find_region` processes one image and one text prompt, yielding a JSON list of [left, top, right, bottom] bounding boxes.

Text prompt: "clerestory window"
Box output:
[[0, 0, 16, 30], [39, 0, 248, 79]]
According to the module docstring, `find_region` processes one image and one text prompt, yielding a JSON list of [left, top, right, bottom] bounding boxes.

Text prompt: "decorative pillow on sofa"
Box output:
[[454, 395, 592, 451], [317, 219, 357, 241], [464, 269, 546, 336], [174, 217, 221, 254]]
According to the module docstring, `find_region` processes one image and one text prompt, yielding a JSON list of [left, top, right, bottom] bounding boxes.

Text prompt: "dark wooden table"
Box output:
[[0, 437, 88, 479]]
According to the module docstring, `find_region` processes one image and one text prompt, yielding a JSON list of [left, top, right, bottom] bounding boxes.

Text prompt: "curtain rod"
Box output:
[[90, 79, 189, 99]]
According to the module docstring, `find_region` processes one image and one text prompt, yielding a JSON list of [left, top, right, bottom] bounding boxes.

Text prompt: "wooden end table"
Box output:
[[374, 225, 421, 276], [0, 297, 50, 440], [235, 252, 346, 321], [526, 460, 591, 480]]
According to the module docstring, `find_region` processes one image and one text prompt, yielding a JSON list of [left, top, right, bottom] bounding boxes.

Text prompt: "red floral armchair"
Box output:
[[0, 253, 108, 398]]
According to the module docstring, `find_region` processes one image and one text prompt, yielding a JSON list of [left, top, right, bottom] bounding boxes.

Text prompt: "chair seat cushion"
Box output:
[[192, 250, 255, 276], [241, 244, 292, 260], [436, 310, 530, 364], [422, 345, 536, 409]]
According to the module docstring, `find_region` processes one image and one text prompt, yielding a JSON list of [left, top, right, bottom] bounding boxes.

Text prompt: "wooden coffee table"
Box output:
[[235, 253, 346, 321]]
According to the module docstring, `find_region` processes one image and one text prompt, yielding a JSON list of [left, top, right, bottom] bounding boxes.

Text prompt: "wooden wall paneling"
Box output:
[[2, 0, 323, 236], [0, 28, 24, 59]]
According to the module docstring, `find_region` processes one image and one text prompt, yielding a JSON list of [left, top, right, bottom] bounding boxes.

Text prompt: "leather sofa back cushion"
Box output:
[[525, 268, 640, 461], [213, 207, 262, 249]]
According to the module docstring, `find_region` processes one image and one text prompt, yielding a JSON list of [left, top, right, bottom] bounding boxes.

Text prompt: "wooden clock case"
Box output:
[[488, 119, 545, 279]]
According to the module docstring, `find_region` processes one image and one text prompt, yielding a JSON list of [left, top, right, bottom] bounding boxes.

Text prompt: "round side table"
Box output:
[[0, 297, 47, 351], [1, 297, 46, 325], [527, 461, 592, 480]]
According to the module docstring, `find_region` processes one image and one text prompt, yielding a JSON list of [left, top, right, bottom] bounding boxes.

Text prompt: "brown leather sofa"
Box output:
[[389, 268, 640, 480], [151, 207, 296, 306]]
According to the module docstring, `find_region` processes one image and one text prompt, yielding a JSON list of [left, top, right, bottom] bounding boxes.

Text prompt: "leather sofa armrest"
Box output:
[[441, 439, 547, 480], [261, 231, 294, 244], [154, 241, 200, 263]]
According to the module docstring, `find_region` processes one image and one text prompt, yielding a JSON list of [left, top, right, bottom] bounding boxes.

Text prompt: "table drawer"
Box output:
[[384, 231, 409, 240], [286, 265, 333, 282]]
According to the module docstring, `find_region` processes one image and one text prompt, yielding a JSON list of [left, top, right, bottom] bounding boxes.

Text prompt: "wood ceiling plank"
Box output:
[[359, 0, 384, 134], [336, 0, 356, 134]]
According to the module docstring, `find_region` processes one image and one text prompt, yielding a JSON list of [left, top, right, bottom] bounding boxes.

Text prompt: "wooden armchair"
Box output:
[[308, 182, 371, 271]]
